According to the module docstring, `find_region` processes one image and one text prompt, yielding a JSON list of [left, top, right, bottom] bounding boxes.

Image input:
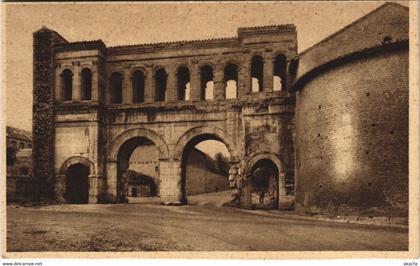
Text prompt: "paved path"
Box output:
[[6, 203, 408, 251]]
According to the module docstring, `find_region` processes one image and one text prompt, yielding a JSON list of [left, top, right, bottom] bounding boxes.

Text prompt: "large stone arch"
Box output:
[[173, 125, 237, 161], [108, 128, 170, 161], [173, 125, 237, 204]]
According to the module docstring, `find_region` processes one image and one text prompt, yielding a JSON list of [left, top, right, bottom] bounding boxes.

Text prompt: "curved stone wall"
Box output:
[[294, 48, 408, 215]]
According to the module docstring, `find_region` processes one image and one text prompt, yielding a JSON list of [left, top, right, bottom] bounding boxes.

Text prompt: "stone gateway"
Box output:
[[32, 3, 408, 216]]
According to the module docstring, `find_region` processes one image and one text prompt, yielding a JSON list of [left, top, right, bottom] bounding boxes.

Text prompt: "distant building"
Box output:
[[6, 126, 32, 150], [6, 126, 35, 202]]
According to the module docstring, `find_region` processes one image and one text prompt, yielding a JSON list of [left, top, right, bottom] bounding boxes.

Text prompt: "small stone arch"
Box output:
[[59, 156, 95, 176], [130, 66, 147, 77], [79, 64, 94, 72], [60, 65, 74, 72], [173, 125, 237, 161], [61, 68, 74, 101], [152, 65, 167, 75], [250, 55, 264, 92], [176, 63, 190, 73], [244, 152, 288, 209], [224, 60, 241, 69], [108, 128, 170, 161], [245, 152, 284, 174], [198, 61, 215, 69]]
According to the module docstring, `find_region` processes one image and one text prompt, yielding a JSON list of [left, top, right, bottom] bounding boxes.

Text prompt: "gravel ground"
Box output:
[[6, 202, 408, 252]]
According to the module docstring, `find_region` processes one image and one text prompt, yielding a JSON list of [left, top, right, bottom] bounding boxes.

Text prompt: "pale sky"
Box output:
[[4, 1, 408, 132]]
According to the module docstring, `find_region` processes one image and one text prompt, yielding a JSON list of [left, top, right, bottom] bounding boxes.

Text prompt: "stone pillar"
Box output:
[[240, 182, 252, 209], [88, 175, 99, 204], [54, 175, 66, 204], [72, 63, 81, 102], [55, 68, 62, 102], [91, 67, 99, 102], [190, 64, 201, 101], [122, 67, 132, 104], [106, 161, 118, 203], [213, 64, 225, 100], [238, 62, 249, 98], [159, 160, 182, 204], [263, 55, 273, 93], [145, 67, 155, 103], [166, 66, 177, 102], [278, 171, 290, 210]]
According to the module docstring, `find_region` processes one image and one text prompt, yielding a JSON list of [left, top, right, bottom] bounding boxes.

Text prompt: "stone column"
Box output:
[[238, 62, 248, 98], [159, 160, 182, 204], [263, 55, 273, 93], [213, 64, 225, 100], [190, 64, 201, 101], [240, 181, 252, 209], [145, 66, 155, 103], [72, 63, 81, 102], [88, 175, 99, 204], [278, 171, 289, 210], [55, 68, 62, 102], [106, 160, 118, 203], [166, 66, 177, 102], [54, 175, 66, 204], [91, 67, 99, 102], [122, 67, 132, 104]]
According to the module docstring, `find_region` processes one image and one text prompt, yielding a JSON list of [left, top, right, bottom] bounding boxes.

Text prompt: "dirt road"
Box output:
[[6, 203, 408, 251]]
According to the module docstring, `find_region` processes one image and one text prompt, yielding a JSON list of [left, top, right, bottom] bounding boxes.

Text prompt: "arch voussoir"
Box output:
[[108, 128, 170, 161]]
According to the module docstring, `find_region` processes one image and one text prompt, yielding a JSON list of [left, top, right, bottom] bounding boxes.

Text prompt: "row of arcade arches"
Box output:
[[60, 128, 283, 210], [61, 68, 92, 102], [59, 54, 288, 104]]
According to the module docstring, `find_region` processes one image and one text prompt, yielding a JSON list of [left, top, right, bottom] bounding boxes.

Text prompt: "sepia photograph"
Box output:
[[1, 0, 419, 261]]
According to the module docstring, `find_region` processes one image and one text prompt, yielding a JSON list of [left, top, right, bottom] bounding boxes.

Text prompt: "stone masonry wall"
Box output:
[[295, 48, 408, 216]]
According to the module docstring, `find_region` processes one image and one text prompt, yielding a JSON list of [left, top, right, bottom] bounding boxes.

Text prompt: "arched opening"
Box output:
[[154, 68, 167, 102], [132, 70, 145, 103], [65, 163, 89, 204], [251, 55, 264, 93], [61, 69, 73, 101], [81, 68, 92, 100], [200, 65, 214, 100], [116, 137, 160, 203], [273, 54, 287, 91], [224, 63, 238, 99], [177, 66, 190, 101], [250, 159, 279, 209], [180, 135, 231, 204], [110, 72, 123, 104]]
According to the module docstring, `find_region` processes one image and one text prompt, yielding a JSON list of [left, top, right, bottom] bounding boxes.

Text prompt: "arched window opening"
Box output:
[[117, 137, 160, 202], [273, 54, 287, 91], [251, 56, 264, 93], [110, 72, 123, 104], [250, 159, 279, 209], [180, 136, 231, 204], [81, 68, 92, 100], [224, 64, 238, 99], [132, 70, 145, 103], [155, 68, 167, 102], [200, 65, 214, 100], [61, 69, 73, 101], [177, 66, 190, 101]]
